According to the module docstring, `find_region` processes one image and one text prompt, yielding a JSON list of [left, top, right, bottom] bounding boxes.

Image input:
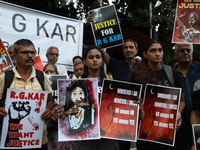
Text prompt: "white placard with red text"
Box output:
[[0, 89, 48, 149]]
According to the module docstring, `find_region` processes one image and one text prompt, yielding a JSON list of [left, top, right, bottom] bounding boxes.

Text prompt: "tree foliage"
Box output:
[[113, 0, 177, 43]]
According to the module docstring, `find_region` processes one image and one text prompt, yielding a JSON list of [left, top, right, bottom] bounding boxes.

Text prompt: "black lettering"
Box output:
[[36, 18, 49, 37], [51, 23, 63, 40], [12, 14, 26, 32], [66, 25, 76, 43]]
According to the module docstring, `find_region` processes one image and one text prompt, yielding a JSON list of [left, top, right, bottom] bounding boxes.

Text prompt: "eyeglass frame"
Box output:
[[17, 50, 37, 55], [47, 53, 60, 57]]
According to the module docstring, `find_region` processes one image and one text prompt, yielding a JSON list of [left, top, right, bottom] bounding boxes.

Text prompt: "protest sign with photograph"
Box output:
[[192, 124, 200, 150], [58, 78, 100, 141], [0, 89, 48, 149], [89, 5, 124, 49], [100, 79, 142, 142], [138, 84, 181, 146], [0, 39, 13, 74], [172, 0, 200, 43]]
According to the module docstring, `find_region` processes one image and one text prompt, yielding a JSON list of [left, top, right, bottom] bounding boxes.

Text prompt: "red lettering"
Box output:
[[9, 131, 34, 138], [8, 131, 17, 138], [19, 92, 25, 99], [40, 93, 45, 100], [30, 140, 34, 145], [23, 132, 34, 138], [18, 132, 22, 138], [18, 124, 23, 130], [28, 93, 34, 100], [23, 140, 28, 146], [10, 123, 22, 130], [29, 132, 34, 138], [35, 139, 40, 145], [10, 91, 16, 98], [24, 132, 29, 138], [6, 139, 39, 146], [18, 140, 23, 146], [33, 93, 39, 100]]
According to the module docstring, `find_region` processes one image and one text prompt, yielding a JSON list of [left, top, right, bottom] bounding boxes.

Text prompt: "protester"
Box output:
[[87, 18, 140, 149], [72, 45, 119, 150], [130, 39, 185, 150], [45, 46, 69, 77], [69, 61, 84, 79], [7, 44, 16, 65], [44, 63, 59, 75], [174, 43, 200, 150], [102, 39, 140, 82], [73, 61, 84, 78], [72, 55, 83, 64], [0, 39, 53, 150]]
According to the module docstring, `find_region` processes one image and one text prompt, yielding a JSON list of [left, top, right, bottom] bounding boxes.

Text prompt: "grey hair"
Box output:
[[46, 46, 59, 54], [174, 43, 193, 53], [74, 61, 84, 67], [7, 44, 14, 50]]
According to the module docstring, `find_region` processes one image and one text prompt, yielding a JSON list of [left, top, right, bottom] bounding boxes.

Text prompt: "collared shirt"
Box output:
[[108, 57, 139, 81], [0, 66, 52, 145], [176, 62, 200, 138], [55, 64, 69, 77]]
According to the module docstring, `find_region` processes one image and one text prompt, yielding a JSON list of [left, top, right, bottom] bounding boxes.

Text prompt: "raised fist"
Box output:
[[8, 101, 31, 120]]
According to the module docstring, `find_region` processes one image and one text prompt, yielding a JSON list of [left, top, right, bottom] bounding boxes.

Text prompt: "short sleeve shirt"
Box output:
[[0, 66, 52, 145]]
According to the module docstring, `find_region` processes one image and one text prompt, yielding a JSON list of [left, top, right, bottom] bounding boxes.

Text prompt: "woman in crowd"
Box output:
[[130, 39, 185, 150], [72, 45, 119, 150], [43, 63, 72, 150], [44, 63, 59, 75]]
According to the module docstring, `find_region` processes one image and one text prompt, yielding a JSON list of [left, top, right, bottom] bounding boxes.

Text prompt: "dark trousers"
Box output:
[[118, 141, 130, 150]]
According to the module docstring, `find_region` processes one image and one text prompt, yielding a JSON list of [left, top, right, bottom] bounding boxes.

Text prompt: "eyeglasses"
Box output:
[[17, 50, 37, 55], [8, 52, 13, 54], [48, 53, 59, 56], [44, 70, 55, 74], [178, 48, 191, 53], [74, 68, 84, 72], [123, 46, 135, 49]]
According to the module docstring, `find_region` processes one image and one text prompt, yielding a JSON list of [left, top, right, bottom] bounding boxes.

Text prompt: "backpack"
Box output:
[[162, 64, 175, 87], [0, 69, 44, 107]]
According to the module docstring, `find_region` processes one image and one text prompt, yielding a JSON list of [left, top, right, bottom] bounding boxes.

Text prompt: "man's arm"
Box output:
[[102, 49, 110, 65]]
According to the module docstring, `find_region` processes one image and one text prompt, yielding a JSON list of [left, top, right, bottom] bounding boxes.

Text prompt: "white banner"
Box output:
[[0, 1, 83, 71]]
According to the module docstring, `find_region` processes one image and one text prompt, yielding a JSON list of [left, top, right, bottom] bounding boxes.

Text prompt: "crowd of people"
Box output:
[[0, 13, 200, 150]]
